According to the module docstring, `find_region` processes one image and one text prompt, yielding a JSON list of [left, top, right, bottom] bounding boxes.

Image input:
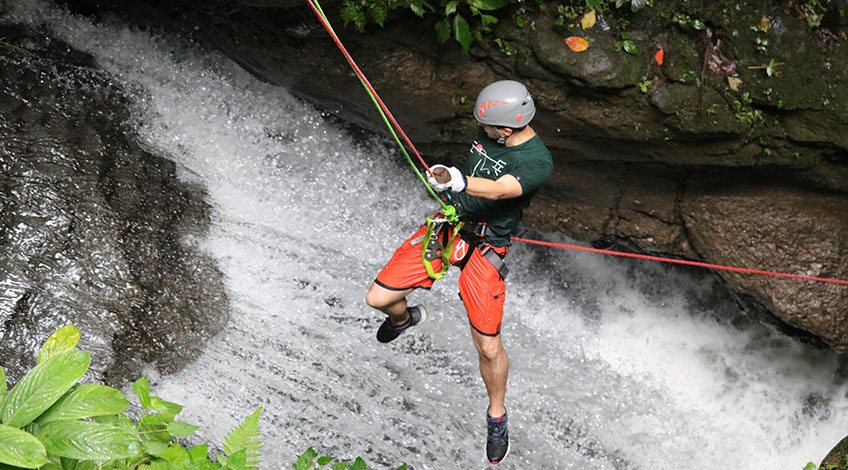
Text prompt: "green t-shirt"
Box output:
[[454, 129, 553, 246]]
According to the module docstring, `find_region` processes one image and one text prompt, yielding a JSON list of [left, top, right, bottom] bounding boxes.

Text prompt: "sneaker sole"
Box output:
[[486, 441, 510, 465], [415, 305, 427, 325]]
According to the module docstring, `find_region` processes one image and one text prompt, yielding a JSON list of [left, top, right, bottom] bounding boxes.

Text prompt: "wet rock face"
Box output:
[[680, 176, 848, 348], [0, 24, 228, 385], [35, 0, 848, 349]]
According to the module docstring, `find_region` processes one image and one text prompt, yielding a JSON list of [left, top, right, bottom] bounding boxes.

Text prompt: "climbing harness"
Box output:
[[305, 0, 848, 287], [481, 246, 509, 280]]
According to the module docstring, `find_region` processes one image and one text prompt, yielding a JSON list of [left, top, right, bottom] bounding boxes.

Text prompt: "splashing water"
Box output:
[[4, 1, 847, 468]]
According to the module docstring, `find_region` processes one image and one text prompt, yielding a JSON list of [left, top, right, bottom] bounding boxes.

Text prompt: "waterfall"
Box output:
[[3, 1, 846, 468]]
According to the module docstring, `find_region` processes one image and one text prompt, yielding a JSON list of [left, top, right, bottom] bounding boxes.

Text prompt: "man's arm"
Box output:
[[465, 174, 523, 200], [429, 165, 523, 201]]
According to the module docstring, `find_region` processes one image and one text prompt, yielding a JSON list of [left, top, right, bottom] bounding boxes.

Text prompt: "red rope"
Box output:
[[511, 237, 848, 286], [305, 0, 432, 173]]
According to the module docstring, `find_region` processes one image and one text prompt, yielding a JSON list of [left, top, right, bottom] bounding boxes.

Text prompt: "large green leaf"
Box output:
[[188, 443, 209, 462], [225, 449, 247, 470], [1, 350, 90, 428], [223, 407, 262, 469], [36, 420, 142, 460], [0, 367, 6, 410], [453, 14, 472, 52], [150, 397, 183, 418], [167, 420, 199, 438], [37, 384, 128, 424], [60, 460, 98, 470], [132, 377, 152, 409], [471, 0, 507, 11], [0, 423, 49, 468], [137, 414, 171, 449], [435, 18, 451, 43], [36, 325, 81, 365]]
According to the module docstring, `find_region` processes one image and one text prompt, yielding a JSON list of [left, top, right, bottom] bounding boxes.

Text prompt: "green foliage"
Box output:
[[0, 424, 49, 468], [36, 384, 129, 424], [0, 325, 264, 470], [755, 36, 769, 53], [35, 420, 142, 460], [638, 76, 651, 93], [671, 13, 706, 31], [0, 366, 6, 407], [1, 349, 90, 428], [588, 0, 650, 12], [798, 0, 827, 28], [614, 31, 637, 54], [749, 58, 782, 77], [733, 92, 764, 125], [294, 448, 408, 470], [339, 0, 652, 52], [223, 407, 263, 468], [494, 37, 516, 55], [36, 324, 80, 365]]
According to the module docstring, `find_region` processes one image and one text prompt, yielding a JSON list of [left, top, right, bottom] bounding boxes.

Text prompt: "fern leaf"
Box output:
[[223, 406, 262, 469]]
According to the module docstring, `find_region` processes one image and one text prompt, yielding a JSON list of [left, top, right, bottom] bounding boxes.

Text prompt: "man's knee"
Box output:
[[475, 336, 505, 362], [364, 284, 386, 309], [365, 283, 406, 310]]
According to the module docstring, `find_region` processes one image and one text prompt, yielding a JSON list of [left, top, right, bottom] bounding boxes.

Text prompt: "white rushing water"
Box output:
[[5, 2, 847, 468]]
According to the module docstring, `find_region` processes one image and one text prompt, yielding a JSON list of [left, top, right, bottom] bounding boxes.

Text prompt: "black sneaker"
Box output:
[[486, 408, 509, 464], [376, 305, 426, 343]]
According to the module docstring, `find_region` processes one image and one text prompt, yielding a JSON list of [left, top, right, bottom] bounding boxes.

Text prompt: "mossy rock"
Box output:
[[529, 14, 646, 89]]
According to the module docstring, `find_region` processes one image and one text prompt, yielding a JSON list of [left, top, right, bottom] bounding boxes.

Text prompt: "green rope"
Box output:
[[310, 0, 449, 210]]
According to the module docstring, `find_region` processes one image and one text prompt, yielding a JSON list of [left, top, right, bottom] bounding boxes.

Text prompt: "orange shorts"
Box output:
[[374, 224, 508, 336]]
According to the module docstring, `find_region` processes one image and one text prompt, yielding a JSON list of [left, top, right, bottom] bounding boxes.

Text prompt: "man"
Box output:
[[365, 80, 553, 464]]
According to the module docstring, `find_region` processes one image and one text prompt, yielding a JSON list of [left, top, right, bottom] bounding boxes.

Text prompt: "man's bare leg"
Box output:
[[365, 283, 415, 326], [470, 328, 509, 417]]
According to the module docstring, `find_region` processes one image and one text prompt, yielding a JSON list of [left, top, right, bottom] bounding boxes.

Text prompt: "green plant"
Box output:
[[340, 0, 509, 51], [671, 13, 706, 31], [587, 0, 651, 13], [435, 0, 507, 51], [340, 0, 653, 51], [798, 0, 827, 28], [294, 448, 408, 470], [750, 16, 770, 53], [754, 36, 770, 53], [0, 325, 263, 469], [614, 31, 637, 54], [553, 3, 583, 26], [637, 76, 651, 93], [733, 92, 764, 125], [748, 58, 782, 77], [493, 37, 516, 55]]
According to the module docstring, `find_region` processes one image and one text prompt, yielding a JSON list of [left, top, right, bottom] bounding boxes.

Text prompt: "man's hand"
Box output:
[[427, 164, 467, 193]]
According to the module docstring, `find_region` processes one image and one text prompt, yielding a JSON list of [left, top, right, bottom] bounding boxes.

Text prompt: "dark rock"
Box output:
[[0, 24, 228, 385], [680, 174, 848, 349], [822, 434, 848, 469]]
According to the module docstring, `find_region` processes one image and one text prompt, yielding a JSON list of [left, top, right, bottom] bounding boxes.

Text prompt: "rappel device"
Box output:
[[421, 205, 464, 280]]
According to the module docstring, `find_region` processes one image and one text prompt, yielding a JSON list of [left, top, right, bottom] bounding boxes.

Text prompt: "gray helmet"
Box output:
[[474, 80, 536, 128]]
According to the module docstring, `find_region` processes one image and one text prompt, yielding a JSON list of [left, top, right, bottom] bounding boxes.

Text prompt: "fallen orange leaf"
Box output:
[[655, 48, 664, 65], [565, 36, 589, 52]]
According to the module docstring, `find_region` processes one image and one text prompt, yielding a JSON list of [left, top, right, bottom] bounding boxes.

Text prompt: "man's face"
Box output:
[[481, 124, 506, 141]]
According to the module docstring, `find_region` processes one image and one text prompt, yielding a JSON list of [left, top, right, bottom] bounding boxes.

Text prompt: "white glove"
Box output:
[[427, 164, 467, 193]]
